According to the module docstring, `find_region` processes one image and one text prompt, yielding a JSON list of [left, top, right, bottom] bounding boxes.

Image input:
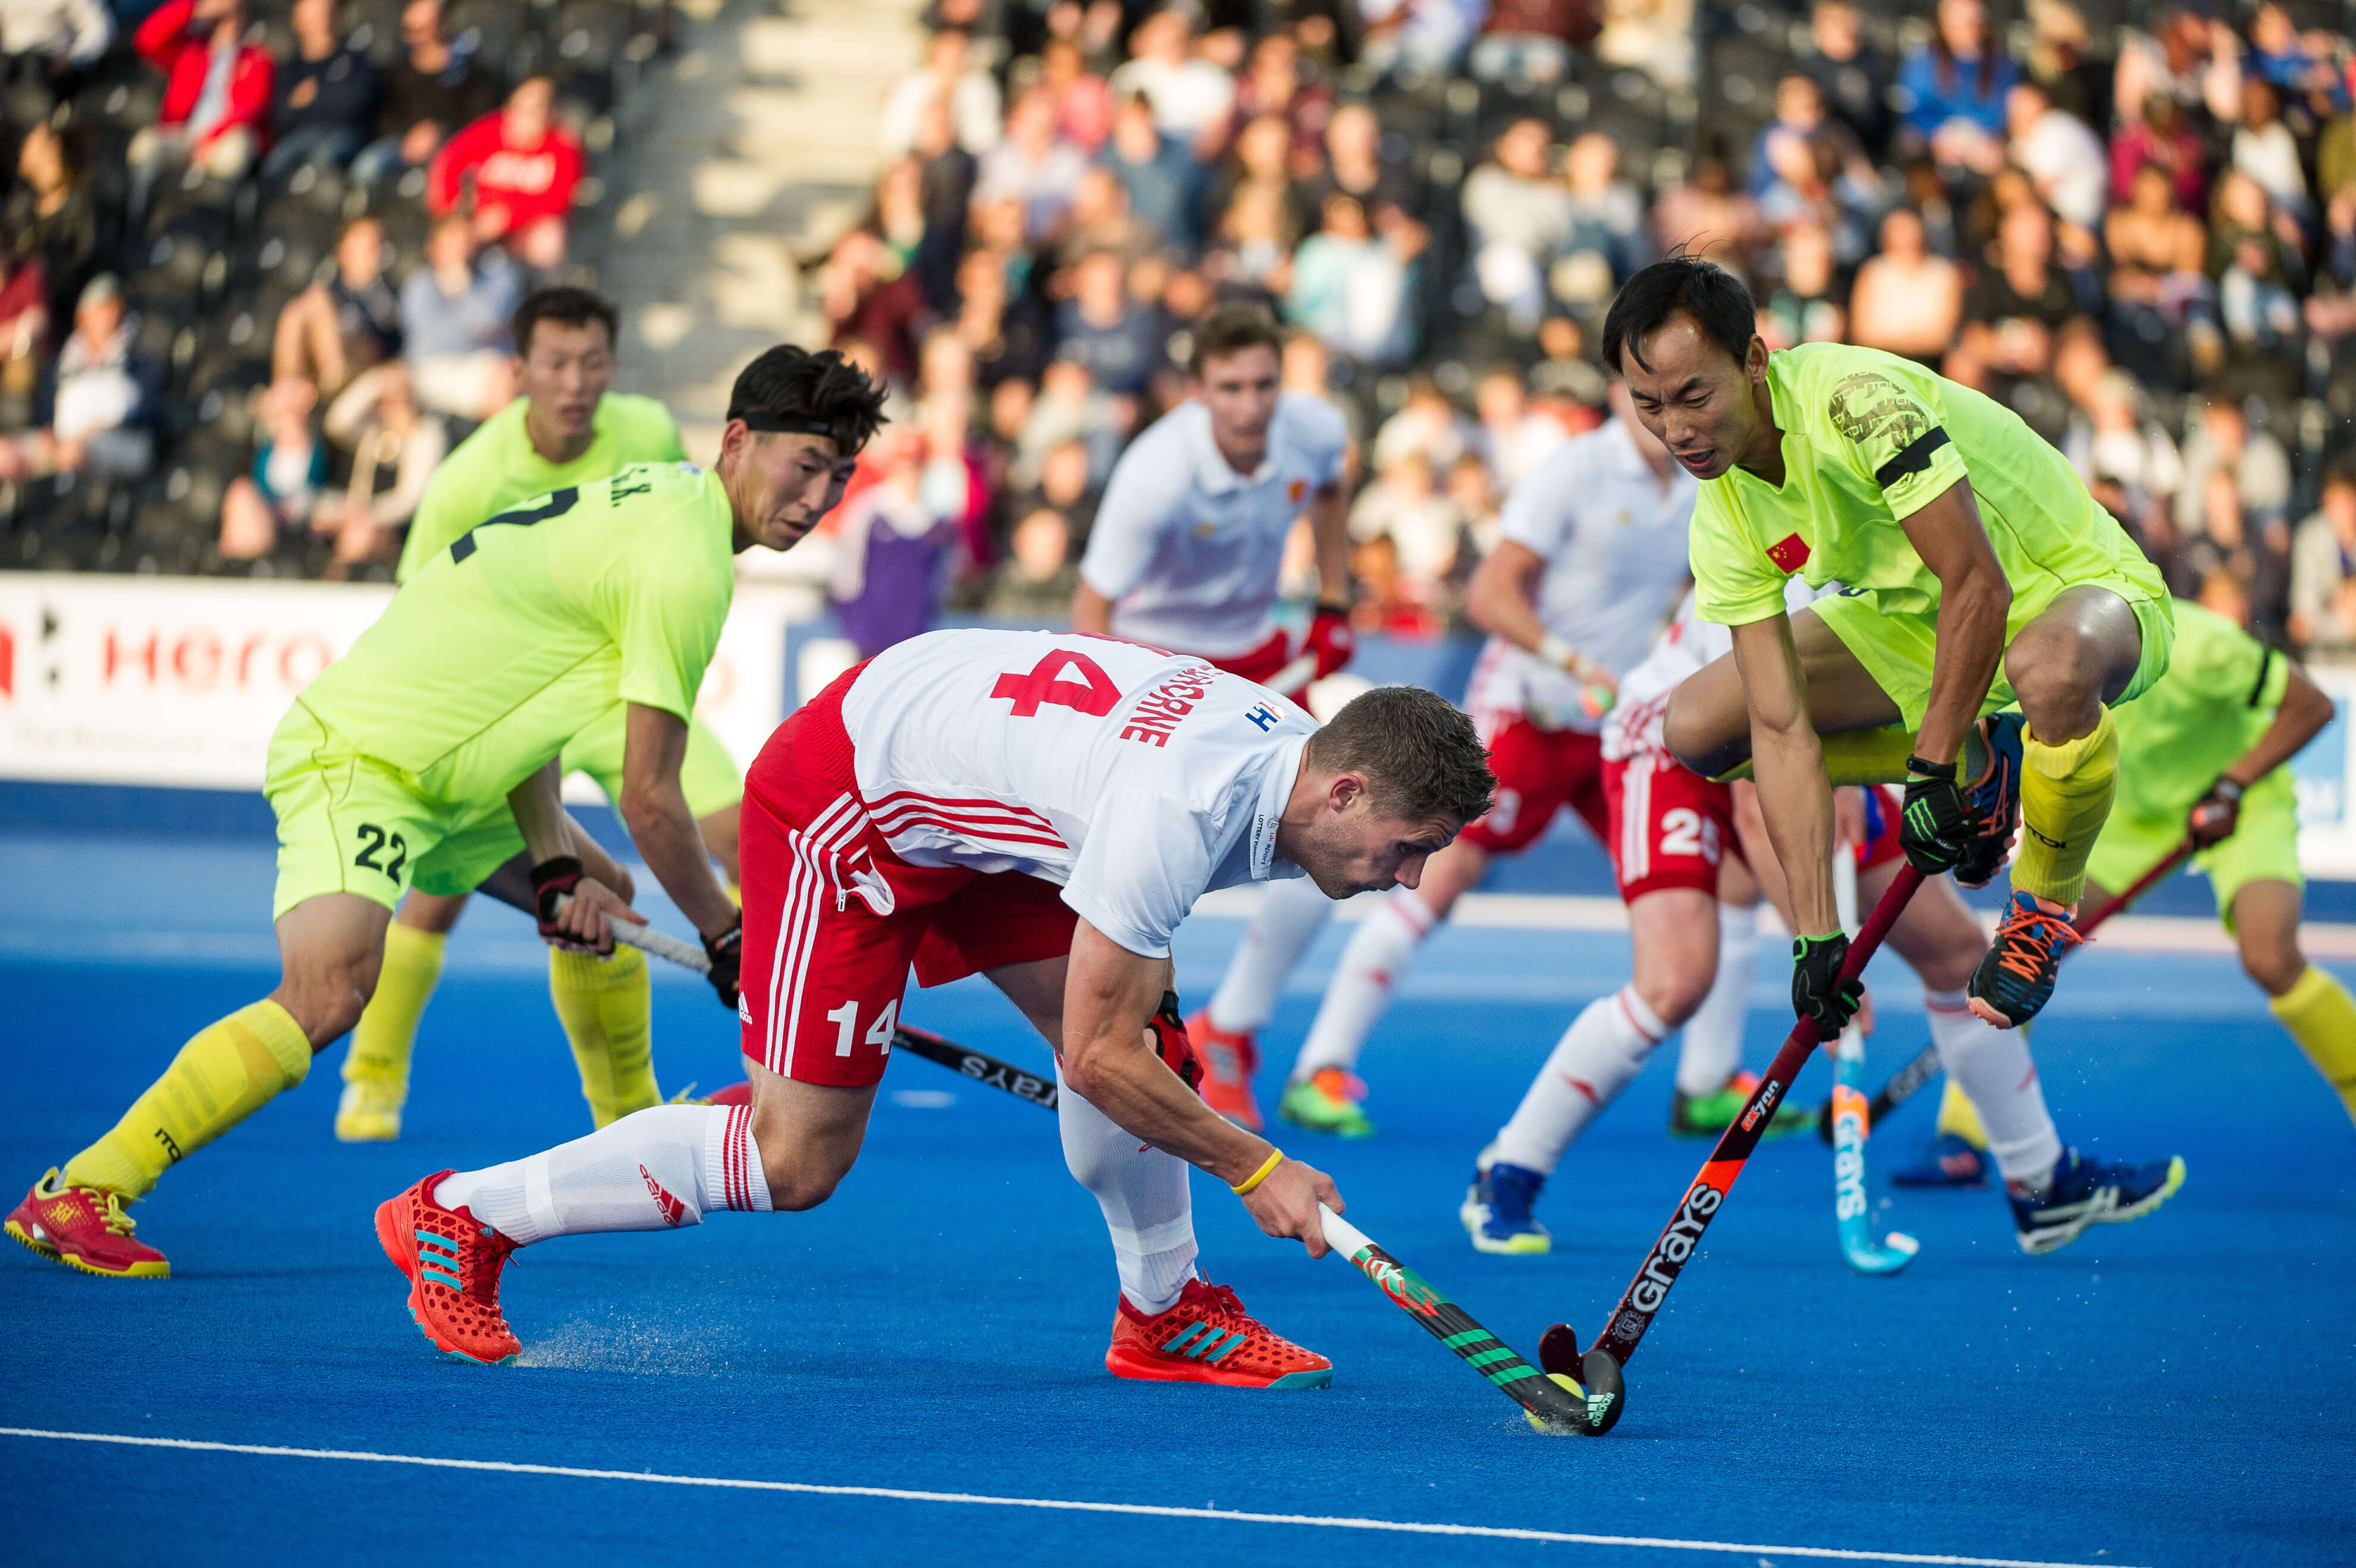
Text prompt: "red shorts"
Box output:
[[1604, 757, 1904, 903], [736, 666, 1077, 1088], [1457, 717, 1608, 855], [1205, 627, 1306, 700], [1605, 751, 1740, 902]]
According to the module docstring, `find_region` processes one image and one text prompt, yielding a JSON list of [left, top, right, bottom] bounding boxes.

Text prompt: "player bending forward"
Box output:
[[7, 346, 881, 1278], [1909, 597, 2355, 1183], [377, 631, 1494, 1382], [1209, 377, 1698, 1138], [1067, 305, 1360, 1134], [338, 286, 738, 1144], [1461, 587, 2182, 1256], [1611, 258, 2173, 1037]]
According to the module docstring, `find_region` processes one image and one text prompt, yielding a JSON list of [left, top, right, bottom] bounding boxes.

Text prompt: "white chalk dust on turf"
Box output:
[[0, 1428, 2142, 1567]]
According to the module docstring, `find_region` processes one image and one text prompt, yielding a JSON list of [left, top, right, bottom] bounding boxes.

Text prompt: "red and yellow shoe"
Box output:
[[1184, 1011, 1263, 1131], [1106, 1277, 1332, 1389], [5, 1170, 169, 1278], [375, 1170, 522, 1365]]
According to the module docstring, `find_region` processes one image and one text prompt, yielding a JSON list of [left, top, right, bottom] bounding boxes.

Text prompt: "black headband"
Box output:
[[730, 411, 839, 438]]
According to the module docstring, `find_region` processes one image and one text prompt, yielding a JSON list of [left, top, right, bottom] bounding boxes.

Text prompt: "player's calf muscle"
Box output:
[[271, 895, 392, 1045]]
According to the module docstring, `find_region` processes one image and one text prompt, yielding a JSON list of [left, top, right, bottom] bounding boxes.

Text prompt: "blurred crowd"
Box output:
[[1, 0, 660, 576], [809, 0, 2356, 657], [11, 0, 2356, 660]]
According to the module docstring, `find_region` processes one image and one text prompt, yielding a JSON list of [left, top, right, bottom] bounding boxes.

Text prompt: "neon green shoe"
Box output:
[[1668, 1071, 1809, 1140], [1277, 1068, 1375, 1138], [335, 1073, 407, 1143]]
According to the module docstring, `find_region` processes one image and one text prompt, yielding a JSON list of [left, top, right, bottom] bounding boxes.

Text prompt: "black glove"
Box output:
[[1899, 755, 1970, 875], [2189, 777, 2244, 849], [528, 855, 585, 941], [1147, 990, 1204, 1094], [702, 918, 744, 1010], [1792, 932, 1864, 1037]]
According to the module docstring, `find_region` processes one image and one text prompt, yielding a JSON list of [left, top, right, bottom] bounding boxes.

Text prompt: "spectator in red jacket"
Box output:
[[127, 0, 273, 215], [426, 74, 583, 273]]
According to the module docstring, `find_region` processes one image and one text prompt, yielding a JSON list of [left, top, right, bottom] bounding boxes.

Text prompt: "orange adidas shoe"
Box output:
[[1106, 1277, 1332, 1389], [376, 1170, 522, 1365], [5, 1171, 168, 1278], [1184, 1011, 1263, 1131]]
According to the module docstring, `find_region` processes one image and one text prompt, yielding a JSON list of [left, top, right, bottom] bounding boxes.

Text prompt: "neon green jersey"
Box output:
[[396, 393, 686, 582], [1687, 343, 2163, 627], [2107, 598, 2289, 823], [299, 462, 733, 806]]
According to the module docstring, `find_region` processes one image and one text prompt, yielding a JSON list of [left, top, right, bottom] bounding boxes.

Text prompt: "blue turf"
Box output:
[[4, 829, 2354, 1567]]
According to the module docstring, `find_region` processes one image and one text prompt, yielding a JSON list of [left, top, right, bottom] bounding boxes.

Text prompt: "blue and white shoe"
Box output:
[[1955, 712, 2025, 889], [1891, 1132, 1991, 1188], [1461, 1162, 1551, 1255], [2009, 1147, 2186, 1255]]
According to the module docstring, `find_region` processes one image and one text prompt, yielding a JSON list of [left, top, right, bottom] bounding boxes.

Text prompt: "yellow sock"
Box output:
[[1933, 1077, 1991, 1149], [2010, 707, 2117, 907], [2269, 965, 2356, 1130], [550, 943, 658, 1127], [62, 1001, 312, 1197], [344, 923, 446, 1096]]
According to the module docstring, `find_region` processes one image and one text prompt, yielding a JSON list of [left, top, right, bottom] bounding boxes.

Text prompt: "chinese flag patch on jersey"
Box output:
[[1288, 478, 1307, 503], [1766, 533, 1811, 572]]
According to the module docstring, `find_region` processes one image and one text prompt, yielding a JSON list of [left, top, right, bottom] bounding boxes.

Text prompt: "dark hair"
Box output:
[[513, 286, 619, 359], [1306, 685, 1495, 826], [1188, 302, 1285, 375], [726, 344, 889, 458], [1601, 256, 1758, 374]]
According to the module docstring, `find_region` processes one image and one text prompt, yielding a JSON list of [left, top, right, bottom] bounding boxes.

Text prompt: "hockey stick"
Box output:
[[492, 871, 1061, 1108], [1830, 845, 1916, 1275], [1536, 864, 1927, 1428], [1812, 836, 2197, 1143]]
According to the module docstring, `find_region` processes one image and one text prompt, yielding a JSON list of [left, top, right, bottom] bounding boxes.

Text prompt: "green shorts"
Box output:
[[1812, 578, 2175, 731], [264, 703, 523, 918], [559, 705, 744, 819], [2085, 765, 2301, 933]]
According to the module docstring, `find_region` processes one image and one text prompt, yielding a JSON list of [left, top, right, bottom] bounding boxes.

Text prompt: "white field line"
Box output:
[[0, 1428, 2141, 1568]]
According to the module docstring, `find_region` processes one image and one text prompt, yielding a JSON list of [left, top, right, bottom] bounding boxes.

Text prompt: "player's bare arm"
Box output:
[[1069, 578, 1115, 635], [1729, 612, 1841, 938], [617, 704, 737, 941], [1466, 539, 1611, 689], [502, 758, 642, 953], [1898, 479, 2012, 769], [1059, 921, 1345, 1257], [2223, 660, 2333, 791]]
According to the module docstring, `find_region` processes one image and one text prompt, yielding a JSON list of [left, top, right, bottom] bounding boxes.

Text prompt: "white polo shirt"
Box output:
[[1463, 418, 1698, 733], [837, 628, 1317, 957], [1078, 393, 1350, 658]]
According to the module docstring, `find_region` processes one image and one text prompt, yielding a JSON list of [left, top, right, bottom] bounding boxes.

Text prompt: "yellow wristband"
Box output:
[[1231, 1148, 1286, 1195]]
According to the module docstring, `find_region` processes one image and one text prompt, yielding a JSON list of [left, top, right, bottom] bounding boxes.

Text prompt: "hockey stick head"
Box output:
[[1534, 1325, 1626, 1435]]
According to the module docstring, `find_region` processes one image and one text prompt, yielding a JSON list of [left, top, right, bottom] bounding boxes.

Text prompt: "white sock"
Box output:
[[432, 1103, 772, 1246], [1489, 986, 1668, 1175], [1674, 903, 1757, 1095], [1207, 874, 1334, 1034], [1925, 988, 2062, 1185], [1291, 886, 1438, 1080], [1058, 1065, 1198, 1315]]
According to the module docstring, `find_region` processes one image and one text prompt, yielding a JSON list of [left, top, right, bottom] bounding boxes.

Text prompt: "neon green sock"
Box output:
[[549, 944, 658, 1127], [64, 1001, 312, 1197]]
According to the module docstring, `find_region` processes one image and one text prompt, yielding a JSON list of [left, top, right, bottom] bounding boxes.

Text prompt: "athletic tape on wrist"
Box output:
[[1231, 1148, 1286, 1194]]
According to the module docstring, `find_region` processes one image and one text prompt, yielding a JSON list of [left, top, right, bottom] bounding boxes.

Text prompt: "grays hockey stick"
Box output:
[[1539, 865, 1928, 1425], [1830, 845, 1916, 1274]]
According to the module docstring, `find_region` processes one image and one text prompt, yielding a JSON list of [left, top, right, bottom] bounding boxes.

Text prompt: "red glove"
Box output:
[[1148, 990, 1204, 1095], [1305, 603, 1355, 680]]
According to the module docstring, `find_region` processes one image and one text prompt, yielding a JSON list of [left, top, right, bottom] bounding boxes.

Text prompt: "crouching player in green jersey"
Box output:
[[1917, 599, 2356, 1175], [1609, 258, 2172, 1034], [336, 287, 740, 1144], [4, 346, 884, 1278], [1607, 257, 2182, 1231]]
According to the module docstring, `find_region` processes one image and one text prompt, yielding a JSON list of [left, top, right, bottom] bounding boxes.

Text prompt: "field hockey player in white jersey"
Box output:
[[1068, 304, 1359, 1131], [1198, 381, 1697, 1137], [379, 629, 1496, 1384]]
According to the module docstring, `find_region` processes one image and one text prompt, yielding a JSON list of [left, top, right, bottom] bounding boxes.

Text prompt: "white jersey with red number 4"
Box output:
[[1464, 418, 1698, 735], [1602, 578, 1834, 763], [839, 628, 1318, 956], [1076, 393, 1348, 658]]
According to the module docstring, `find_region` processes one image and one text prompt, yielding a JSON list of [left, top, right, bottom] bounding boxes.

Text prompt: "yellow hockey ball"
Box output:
[[1524, 1371, 1586, 1434]]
